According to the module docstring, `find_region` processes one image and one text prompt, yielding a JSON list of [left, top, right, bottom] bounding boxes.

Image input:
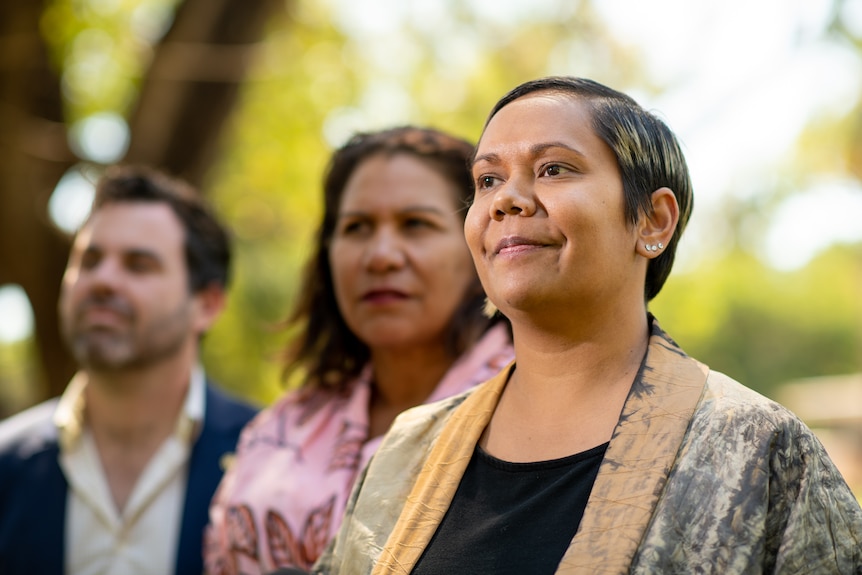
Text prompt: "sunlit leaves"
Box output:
[[652, 243, 862, 398], [41, 0, 180, 121]]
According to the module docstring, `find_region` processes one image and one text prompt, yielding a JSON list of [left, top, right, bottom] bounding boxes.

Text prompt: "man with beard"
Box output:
[[0, 165, 258, 575]]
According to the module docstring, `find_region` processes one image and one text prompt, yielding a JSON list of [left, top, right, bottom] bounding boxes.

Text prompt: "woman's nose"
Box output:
[[364, 228, 407, 272], [491, 177, 537, 220]]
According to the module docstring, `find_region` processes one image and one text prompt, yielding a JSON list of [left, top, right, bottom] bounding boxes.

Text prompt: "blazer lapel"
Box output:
[[30, 449, 68, 574], [174, 383, 254, 575]]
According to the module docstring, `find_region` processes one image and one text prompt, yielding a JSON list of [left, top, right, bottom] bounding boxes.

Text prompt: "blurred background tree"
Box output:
[[1, 0, 860, 416]]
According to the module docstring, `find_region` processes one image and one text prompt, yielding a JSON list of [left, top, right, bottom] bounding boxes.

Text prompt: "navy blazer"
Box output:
[[0, 383, 257, 575]]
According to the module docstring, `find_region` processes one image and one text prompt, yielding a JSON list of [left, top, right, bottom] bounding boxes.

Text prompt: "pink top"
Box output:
[[203, 325, 513, 574]]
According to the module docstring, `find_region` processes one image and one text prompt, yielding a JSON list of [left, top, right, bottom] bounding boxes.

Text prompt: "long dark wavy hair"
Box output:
[[282, 126, 507, 391]]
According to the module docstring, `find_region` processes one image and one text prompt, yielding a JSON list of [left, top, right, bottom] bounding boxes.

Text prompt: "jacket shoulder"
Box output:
[[0, 399, 60, 458], [203, 382, 258, 431], [700, 370, 808, 432]]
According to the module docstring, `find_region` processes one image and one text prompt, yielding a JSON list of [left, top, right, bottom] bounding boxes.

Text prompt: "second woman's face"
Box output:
[[329, 153, 476, 353]]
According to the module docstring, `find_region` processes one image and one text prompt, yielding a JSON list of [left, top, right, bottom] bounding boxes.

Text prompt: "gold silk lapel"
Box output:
[[556, 331, 708, 574], [372, 364, 513, 575]]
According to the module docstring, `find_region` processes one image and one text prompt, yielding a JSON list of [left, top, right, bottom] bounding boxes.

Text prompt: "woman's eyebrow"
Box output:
[[337, 206, 447, 218], [529, 141, 586, 159], [472, 152, 501, 168], [472, 141, 586, 168]]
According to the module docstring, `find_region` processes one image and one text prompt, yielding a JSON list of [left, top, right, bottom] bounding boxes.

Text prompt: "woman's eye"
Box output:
[[339, 220, 367, 235], [476, 175, 496, 189], [403, 217, 436, 231], [542, 164, 568, 177]]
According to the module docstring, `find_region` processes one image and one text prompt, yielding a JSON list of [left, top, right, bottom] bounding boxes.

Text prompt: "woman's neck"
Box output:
[[367, 344, 456, 438], [480, 310, 650, 461]]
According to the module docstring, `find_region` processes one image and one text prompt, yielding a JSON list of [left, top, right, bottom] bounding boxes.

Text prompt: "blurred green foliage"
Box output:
[[0, 339, 44, 419], [1, 0, 860, 415], [652, 243, 862, 399], [40, 0, 180, 122]]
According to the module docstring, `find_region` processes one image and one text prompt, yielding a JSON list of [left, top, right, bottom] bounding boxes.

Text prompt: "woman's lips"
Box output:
[[494, 235, 546, 255], [361, 289, 409, 304]]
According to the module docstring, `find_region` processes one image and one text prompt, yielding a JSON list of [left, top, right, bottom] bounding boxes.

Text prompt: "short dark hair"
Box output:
[[483, 76, 694, 301], [89, 164, 231, 293], [283, 126, 506, 390]]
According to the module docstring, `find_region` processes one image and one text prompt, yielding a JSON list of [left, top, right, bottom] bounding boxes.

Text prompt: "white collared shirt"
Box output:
[[55, 367, 206, 575]]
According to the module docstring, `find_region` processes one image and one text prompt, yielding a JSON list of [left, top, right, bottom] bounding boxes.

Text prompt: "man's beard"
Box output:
[[62, 294, 194, 372]]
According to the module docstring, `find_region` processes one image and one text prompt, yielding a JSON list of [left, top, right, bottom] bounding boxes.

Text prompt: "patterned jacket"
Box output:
[[314, 322, 862, 574]]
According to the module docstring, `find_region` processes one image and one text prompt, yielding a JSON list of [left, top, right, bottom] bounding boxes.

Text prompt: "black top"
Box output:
[[412, 441, 608, 575]]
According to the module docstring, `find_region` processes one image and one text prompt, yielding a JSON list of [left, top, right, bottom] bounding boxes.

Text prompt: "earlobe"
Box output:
[[193, 284, 227, 333], [637, 187, 679, 258]]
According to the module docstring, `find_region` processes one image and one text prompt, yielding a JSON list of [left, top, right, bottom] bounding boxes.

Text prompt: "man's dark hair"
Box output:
[[89, 164, 231, 293]]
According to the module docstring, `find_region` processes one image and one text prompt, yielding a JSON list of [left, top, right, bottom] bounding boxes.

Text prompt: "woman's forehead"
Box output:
[[475, 94, 604, 162]]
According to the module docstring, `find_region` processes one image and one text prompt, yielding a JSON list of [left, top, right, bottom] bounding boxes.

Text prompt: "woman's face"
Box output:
[[329, 153, 476, 353], [465, 93, 643, 320]]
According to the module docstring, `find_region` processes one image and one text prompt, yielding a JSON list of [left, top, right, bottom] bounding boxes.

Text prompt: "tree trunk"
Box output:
[[0, 0, 78, 406], [124, 0, 282, 187]]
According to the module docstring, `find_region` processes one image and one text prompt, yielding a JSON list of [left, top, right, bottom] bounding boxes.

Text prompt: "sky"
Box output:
[[2, 0, 862, 343]]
